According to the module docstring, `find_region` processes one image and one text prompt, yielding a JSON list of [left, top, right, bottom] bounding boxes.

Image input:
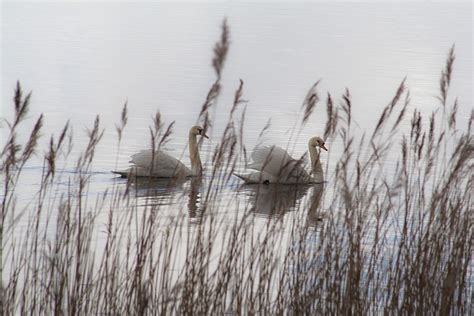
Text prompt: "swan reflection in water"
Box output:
[[124, 176, 188, 199], [115, 176, 325, 225], [187, 176, 203, 223], [117, 175, 204, 223], [239, 183, 311, 219], [239, 182, 325, 223]]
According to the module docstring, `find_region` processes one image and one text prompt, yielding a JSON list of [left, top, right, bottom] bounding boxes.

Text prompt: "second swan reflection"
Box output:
[[239, 182, 324, 224]]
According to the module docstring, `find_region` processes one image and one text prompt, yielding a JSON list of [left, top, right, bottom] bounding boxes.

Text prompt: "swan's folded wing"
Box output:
[[249, 146, 311, 183], [130, 149, 190, 177], [281, 159, 312, 183], [249, 146, 294, 172]]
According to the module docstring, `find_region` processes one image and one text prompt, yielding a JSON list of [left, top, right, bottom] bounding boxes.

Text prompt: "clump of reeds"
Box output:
[[1, 20, 472, 315]]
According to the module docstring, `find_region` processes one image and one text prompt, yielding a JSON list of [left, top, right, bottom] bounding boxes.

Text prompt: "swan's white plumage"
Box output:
[[235, 137, 327, 184], [113, 125, 207, 178], [248, 146, 293, 171], [238, 145, 312, 184], [128, 149, 191, 177]]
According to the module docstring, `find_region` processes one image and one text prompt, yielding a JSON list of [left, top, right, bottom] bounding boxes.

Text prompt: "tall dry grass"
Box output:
[[1, 21, 472, 315]]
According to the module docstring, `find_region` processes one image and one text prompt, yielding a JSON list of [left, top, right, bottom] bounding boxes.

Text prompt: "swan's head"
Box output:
[[190, 126, 209, 139], [309, 136, 328, 151]]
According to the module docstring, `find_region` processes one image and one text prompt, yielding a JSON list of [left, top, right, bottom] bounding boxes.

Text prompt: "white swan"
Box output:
[[235, 136, 328, 184], [113, 126, 208, 178]]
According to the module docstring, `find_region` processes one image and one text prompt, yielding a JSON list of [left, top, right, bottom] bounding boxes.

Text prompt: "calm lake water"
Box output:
[[1, 1, 472, 295], [2, 1, 472, 194]]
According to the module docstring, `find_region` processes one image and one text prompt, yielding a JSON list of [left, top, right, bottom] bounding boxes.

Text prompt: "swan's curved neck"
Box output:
[[189, 131, 202, 176], [309, 145, 324, 182]]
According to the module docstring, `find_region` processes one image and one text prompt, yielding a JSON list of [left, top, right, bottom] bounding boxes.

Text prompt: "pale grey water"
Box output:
[[2, 1, 472, 192], [1, 1, 473, 293]]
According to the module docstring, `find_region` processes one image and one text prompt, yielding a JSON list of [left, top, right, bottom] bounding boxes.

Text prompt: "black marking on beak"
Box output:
[[200, 129, 209, 139]]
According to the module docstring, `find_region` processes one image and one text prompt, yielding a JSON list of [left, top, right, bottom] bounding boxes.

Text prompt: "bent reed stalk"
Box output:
[[1, 21, 472, 315]]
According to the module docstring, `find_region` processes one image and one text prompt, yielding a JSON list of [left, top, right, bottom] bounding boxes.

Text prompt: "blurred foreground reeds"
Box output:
[[1, 22, 472, 315]]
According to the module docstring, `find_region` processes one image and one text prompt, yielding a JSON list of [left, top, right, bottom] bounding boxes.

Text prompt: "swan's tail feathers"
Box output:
[[234, 172, 260, 184], [112, 170, 130, 178], [233, 172, 248, 182], [233, 172, 264, 184]]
